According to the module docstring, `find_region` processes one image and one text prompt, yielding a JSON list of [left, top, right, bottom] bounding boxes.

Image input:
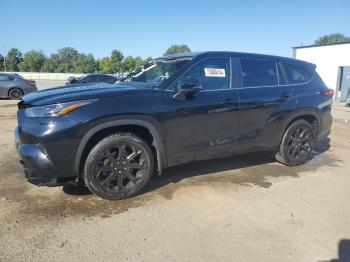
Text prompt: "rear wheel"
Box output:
[[8, 88, 23, 100], [83, 133, 154, 200], [275, 119, 315, 166]]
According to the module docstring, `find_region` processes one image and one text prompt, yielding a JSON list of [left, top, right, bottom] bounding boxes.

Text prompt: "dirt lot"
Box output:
[[0, 98, 350, 262]]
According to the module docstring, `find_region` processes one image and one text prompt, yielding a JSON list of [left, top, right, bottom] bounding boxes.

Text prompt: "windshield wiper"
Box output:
[[123, 61, 155, 81]]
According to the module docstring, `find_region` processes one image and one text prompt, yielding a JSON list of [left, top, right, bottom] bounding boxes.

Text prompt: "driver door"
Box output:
[[163, 57, 240, 166]]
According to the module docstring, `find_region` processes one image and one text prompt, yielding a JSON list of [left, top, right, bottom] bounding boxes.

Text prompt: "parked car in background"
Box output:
[[0, 73, 37, 99], [15, 51, 333, 200], [66, 74, 119, 85], [346, 88, 350, 107]]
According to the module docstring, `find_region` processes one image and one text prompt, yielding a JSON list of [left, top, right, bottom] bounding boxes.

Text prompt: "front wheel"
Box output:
[[275, 119, 315, 166], [83, 133, 154, 200]]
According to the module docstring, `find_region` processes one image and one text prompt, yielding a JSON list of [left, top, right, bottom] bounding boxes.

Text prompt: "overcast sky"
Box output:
[[2, 0, 350, 58]]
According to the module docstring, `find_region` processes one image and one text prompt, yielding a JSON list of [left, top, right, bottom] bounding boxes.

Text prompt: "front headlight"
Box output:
[[25, 99, 97, 118]]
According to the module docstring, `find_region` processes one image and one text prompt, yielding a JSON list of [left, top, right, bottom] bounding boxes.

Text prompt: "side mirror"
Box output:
[[173, 78, 201, 101]]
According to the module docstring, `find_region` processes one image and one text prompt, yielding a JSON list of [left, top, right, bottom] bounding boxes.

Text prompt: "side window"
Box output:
[[282, 63, 312, 84], [241, 59, 278, 87], [91, 75, 99, 82], [105, 75, 116, 83], [82, 76, 92, 83], [172, 58, 230, 91], [0, 75, 10, 81], [104, 76, 113, 83]]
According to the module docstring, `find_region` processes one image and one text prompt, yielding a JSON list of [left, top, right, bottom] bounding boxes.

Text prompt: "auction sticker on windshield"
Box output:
[[204, 68, 226, 77]]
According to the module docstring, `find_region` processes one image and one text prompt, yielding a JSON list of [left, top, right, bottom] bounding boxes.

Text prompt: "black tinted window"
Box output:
[[241, 59, 278, 87], [283, 63, 312, 84], [91, 75, 99, 82], [175, 58, 230, 90], [81, 76, 92, 82], [104, 75, 116, 83]]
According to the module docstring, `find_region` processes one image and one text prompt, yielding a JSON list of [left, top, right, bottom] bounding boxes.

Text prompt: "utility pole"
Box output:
[[3, 45, 6, 72]]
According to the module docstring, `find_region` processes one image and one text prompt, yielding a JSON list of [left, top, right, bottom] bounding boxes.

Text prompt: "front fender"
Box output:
[[74, 119, 167, 174]]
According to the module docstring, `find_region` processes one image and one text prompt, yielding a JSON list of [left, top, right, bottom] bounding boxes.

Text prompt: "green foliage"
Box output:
[[56, 47, 79, 72], [144, 57, 153, 63], [1, 44, 190, 73], [314, 33, 350, 45], [110, 49, 124, 73], [98, 57, 114, 73], [0, 54, 4, 71], [6, 48, 22, 71], [75, 53, 97, 73], [41, 54, 60, 72], [163, 44, 191, 56], [121, 56, 138, 73], [18, 50, 46, 72]]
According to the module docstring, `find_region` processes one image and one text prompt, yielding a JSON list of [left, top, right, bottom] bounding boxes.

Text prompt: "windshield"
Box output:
[[125, 59, 191, 86]]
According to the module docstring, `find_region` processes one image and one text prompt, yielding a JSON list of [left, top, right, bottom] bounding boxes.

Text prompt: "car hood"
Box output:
[[21, 82, 157, 106]]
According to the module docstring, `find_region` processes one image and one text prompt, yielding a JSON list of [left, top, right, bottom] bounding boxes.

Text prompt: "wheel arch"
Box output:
[[278, 109, 320, 146], [74, 119, 166, 177]]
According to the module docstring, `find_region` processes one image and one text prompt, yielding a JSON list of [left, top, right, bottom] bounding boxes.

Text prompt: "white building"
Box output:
[[293, 42, 350, 100]]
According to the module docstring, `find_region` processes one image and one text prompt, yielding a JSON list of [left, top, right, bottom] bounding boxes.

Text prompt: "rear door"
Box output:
[[163, 57, 240, 166], [235, 58, 292, 150]]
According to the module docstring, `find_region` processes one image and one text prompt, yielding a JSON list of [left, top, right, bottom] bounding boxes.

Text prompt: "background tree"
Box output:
[[110, 49, 124, 73], [121, 56, 138, 73], [163, 44, 191, 56], [18, 50, 46, 72], [314, 33, 350, 45], [1, 47, 154, 73], [75, 53, 97, 73], [55, 47, 79, 72], [144, 56, 153, 63], [98, 57, 114, 73], [41, 54, 60, 72], [5, 48, 22, 71], [0, 54, 4, 71]]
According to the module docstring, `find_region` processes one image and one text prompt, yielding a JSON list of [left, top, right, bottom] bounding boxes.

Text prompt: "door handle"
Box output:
[[280, 92, 291, 98]]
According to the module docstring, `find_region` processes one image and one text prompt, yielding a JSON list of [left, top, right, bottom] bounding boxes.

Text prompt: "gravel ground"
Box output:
[[0, 96, 350, 261]]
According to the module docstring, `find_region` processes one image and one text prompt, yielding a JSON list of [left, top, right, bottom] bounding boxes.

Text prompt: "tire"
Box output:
[[346, 93, 350, 107], [275, 119, 315, 166], [8, 88, 23, 100], [83, 133, 154, 200]]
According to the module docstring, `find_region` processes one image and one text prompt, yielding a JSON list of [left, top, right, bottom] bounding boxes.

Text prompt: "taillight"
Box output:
[[25, 81, 36, 87], [321, 89, 334, 97]]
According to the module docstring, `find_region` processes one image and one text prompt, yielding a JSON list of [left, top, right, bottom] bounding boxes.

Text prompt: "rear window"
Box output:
[[241, 59, 278, 87], [282, 63, 312, 84]]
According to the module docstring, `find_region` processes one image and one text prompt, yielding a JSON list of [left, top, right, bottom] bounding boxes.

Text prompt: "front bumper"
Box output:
[[15, 127, 76, 186]]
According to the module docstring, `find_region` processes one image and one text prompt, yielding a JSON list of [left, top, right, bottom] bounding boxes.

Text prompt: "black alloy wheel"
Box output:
[[84, 133, 154, 200], [275, 119, 315, 166]]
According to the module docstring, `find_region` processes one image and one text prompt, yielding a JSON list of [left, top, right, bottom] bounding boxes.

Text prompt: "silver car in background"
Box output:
[[0, 73, 37, 99]]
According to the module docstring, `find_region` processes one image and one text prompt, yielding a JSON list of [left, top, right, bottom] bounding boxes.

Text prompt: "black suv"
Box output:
[[15, 51, 333, 200]]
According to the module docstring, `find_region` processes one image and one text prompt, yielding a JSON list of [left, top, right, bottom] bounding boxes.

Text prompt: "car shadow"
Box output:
[[320, 239, 350, 262], [144, 151, 274, 193], [63, 137, 332, 197]]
